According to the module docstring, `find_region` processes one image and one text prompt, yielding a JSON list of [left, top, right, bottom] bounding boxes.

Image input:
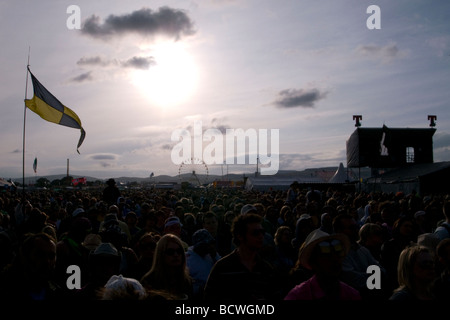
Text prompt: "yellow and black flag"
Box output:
[[24, 67, 86, 153]]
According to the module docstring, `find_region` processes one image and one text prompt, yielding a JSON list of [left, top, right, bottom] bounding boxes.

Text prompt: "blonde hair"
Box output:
[[140, 234, 191, 297], [395, 245, 431, 293]]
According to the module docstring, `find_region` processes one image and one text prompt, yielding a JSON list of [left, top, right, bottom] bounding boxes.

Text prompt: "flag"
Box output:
[[72, 177, 87, 186], [24, 67, 86, 153], [33, 157, 37, 173]]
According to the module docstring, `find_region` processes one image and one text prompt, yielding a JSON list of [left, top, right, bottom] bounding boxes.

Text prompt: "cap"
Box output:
[[72, 207, 85, 217], [92, 242, 120, 257], [164, 216, 182, 228], [104, 274, 146, 299], [240, 204, 257, 215], [192, 229, 215, 247], [82, 233, 102, 251], [414, 211, 426, 219]]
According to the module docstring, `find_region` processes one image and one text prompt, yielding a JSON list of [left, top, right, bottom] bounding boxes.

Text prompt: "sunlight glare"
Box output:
[[132, 42, 199, 108]]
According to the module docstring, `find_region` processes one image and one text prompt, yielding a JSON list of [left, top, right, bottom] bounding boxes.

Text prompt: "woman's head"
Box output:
[[153, 233, 186, 270], [397, 245, 435, 292]]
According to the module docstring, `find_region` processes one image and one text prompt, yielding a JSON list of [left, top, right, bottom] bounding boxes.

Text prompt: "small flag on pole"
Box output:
[[24, 67, 86, 153], [33, 157, 37, 173]]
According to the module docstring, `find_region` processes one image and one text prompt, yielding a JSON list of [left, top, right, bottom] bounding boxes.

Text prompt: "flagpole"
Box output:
[[23, 46, 31, 200]]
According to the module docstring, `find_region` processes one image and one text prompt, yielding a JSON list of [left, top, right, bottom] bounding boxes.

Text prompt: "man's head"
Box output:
[[20, 232, 56, 283], [231, 213, 265, 251]]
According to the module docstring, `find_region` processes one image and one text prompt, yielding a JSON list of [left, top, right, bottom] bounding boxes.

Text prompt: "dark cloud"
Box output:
[[355, 43, 404, 64], [272, 88, 328, 108], [11, 149, 20, 153], [122, 56, 156, 69], [70, 71, 93, 83], [77, 56, 112, 67], [161, 144, 173, 150], [90, 154, 117, 160], [81, 7, 195, 41], [77, 55, 156, 70]]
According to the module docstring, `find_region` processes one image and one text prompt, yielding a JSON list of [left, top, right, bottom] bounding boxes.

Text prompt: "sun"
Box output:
[[131, 42, 199, 108]]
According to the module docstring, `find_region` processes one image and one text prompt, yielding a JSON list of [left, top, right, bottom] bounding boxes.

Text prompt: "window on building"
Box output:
[[406, 147, 415, 163]]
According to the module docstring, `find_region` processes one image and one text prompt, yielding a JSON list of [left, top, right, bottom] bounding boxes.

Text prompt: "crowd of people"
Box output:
[[0, 178, 449, 301]]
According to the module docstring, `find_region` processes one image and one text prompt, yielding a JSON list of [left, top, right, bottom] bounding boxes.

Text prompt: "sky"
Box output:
[[1, 0, 449, 180]]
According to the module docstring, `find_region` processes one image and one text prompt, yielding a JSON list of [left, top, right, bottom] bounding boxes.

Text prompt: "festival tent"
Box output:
[[0, 178, 16, 190], [363, 161, 450, 194], [328, 163, 350, 183], [244, 176, 324, 191]]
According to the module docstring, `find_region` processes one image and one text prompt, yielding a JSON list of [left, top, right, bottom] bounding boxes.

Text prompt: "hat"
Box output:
[[106, 178, 116, 186], [298, 229, 350, 270], [192, 229, 214, 247], [414, 211, 426, 219], [164, 216, 182, 228], [240, 204, 257, 215], [103, 213, 119, 225], [82, 233, 102, 251], [72, 207, 85, 217], [104, 275, 146, 299], [298, 213, 312, 223], [92, 242, 120, 257]]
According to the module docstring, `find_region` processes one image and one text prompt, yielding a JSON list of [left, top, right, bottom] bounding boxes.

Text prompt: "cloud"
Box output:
[[433, 131, 450, 149], [355, 43, 406, 64], [81, 7, 195, 41], [77, 55, 156, 70], [89, 154, 118, 161], [77, 56, 112, 67], [122, 56, 156, 70], [70, 71, 93, 83], [272, 88, 328, 109]]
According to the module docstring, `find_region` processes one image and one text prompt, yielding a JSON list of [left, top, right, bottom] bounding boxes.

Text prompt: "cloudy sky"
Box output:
[[1, 0, 449, 180]]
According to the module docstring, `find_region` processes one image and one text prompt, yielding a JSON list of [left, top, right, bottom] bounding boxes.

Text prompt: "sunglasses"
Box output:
[[318, 239, 344, 255], [165, 248, 184, 256]]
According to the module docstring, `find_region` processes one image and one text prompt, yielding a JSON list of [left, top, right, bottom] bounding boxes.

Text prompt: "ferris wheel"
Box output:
[[178, 157, 209, 186]]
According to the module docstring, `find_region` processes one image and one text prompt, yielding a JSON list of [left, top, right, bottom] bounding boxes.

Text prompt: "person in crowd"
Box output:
[[163, 216, 189, 251], [0, 232, 67, 300], [389, 245, 436, 300], [202, 211, 219, 239], [434, 201, 450, 241], [125, 211, 141, 240], [291, 214, 315, 253], [74, 242, 122, 300], [100, 206, 131, 243], [216, 211, 235, 257], [272, 226, 296, 275], [380, 216, 418, 292], [134, 232, 160, 281], [204, 213, 281, 300], [140, 233, 192, 300], [99, 215, 138, 279], [432, 238, 450, 300], [103, 178, 121, 207], [333, 213, 389, 300], [99, 274, 147, 300], [55, 216, 92, 288], [358, 223, 384, 262], [186, 229, 221, 300], [284, 228, 361, 300]]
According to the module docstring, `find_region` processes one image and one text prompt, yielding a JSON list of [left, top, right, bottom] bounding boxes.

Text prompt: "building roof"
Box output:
[[374, 161, 450, 183]]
